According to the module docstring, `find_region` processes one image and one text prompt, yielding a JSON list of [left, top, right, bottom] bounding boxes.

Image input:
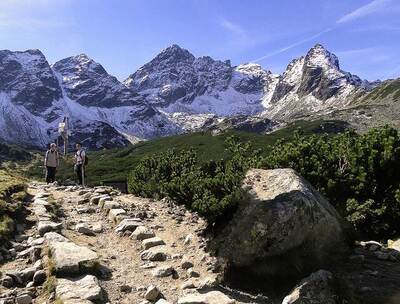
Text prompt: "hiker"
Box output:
[[44, 143, 59, 184], [74, 143, 86, 186]]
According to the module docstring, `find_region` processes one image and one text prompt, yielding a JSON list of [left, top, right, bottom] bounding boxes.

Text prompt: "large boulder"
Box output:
[[212, 169, 348, 279]]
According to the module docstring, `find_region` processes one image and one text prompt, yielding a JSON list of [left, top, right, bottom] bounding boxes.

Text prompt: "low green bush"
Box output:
[[261, 126, 400, 239]]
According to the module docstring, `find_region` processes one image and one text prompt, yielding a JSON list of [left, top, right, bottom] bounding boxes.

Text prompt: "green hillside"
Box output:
[[27, 119, 348, 185], [0, 141, 32, 164], [359, 79, 400, 104]]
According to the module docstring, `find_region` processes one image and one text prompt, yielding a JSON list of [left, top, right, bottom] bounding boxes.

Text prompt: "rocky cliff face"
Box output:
[[0, 44, 386, 149]]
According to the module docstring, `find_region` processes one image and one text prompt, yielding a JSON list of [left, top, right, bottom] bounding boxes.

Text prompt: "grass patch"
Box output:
[[0, 170, 27, 240]]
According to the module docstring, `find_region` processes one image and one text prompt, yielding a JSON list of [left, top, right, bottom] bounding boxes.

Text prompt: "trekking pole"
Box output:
[[82, 165, 85, 188]]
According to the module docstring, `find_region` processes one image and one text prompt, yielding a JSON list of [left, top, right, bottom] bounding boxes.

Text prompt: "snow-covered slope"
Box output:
[[0, 44, 381, 149]]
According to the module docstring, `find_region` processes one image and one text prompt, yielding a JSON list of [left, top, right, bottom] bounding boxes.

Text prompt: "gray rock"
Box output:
[[131, 226, 155, 240], [56, 275, 102, 302], [1, 275, 14, 288], [145, 285, 159, 301], [282, 270, 353, 304], [212, 168, 348, 278], [33, 270, 47, 286], [115, 218, 142, 233], [49, 241, 98, 275], [37, 221, 62, 236], [141, 246, 169, 261], [187, 268, 200, 278], [44, 232, 69, 243], [75, 223, 95, 236], [103, 201, 121, 210], [108, 208, 126, 222], [142, 237, 165, 250], [152, 266, 174, 278], [15, 294, 32, 304], [177, 291, 235, 304], [181, 256, 194, 269], [155, 300, 172, 304]]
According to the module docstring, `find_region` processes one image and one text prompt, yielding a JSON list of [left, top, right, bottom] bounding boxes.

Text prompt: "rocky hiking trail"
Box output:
[[0, 182, 266, 304], [1, 178, 400, 304]]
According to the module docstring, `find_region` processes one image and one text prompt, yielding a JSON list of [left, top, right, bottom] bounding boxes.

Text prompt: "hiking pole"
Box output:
[[82, 165, 85, 188]]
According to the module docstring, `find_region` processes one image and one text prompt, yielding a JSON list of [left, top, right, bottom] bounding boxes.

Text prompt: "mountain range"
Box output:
[[0, 44, 398, 149]]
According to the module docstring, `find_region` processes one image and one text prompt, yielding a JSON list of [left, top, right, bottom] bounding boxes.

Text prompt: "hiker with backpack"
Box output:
[[44, 143, 60, 184], [74, 143, 88, 186]]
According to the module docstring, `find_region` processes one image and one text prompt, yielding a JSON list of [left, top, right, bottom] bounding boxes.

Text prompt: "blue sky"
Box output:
[[0, 0, 399, 81]]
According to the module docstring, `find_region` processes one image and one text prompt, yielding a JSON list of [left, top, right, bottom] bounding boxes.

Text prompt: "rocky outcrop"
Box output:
[[212, 168, 348, 279]]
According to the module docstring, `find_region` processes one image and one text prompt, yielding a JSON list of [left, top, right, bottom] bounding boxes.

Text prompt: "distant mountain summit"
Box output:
[[0, 44, 390, 149]]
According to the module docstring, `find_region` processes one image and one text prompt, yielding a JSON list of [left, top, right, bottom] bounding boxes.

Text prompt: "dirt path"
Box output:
[[0, 182, 266, 304]]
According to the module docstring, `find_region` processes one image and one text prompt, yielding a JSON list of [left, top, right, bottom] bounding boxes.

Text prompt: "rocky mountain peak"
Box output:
[[53, 54, 108, 77], [305, 43, 340, 70], [152, 44, 195, 65]]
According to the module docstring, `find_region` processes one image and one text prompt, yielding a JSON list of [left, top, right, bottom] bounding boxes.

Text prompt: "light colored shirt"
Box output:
[[45, 150, 59, 167], [75, 149, 86, 165]]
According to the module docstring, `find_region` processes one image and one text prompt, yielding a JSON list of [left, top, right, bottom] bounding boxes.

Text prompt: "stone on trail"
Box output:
[[181, 256, 194, 269], [98, 196, 113, 208], [152, 266, 174, 278], [177, 291, 235, 304], [108, 208, 126, 222], [131, 226, 155, 240], [282, 270, 353, 304], [103, 201, 121, 210], [15, 294, 32, 304], [145, 285, 160, 301], [75, 223, 95, 236], [49, 241, 98, 275], [212, 168, 348, 279], [37, 221, 62, 236], [115, 218, 143, 233], [141, 246, 169, 261], [142, 237, 166, 250], [44, 232, 69, 243], [56, 275, 102, 302], [156, 300, 172, 304]]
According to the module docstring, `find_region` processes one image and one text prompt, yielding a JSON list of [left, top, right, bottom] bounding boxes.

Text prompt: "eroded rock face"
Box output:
[[213, 168, 348, 279]]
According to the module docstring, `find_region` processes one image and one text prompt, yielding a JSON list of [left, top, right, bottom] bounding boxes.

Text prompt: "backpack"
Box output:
[[79, 150, 89, 166]]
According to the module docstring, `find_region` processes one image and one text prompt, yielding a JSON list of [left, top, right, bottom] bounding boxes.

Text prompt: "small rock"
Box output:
[[33, 270, 46, 286], [177, 291, 234, 304], [37, 221, 62, 236], [142, 237, 165, 250], [92, 222, 103, 233], [108, 208, 126, 222], [181, 280, 196, 289], [152, 266, 174, 278], [15, 294, 32, 304], [187, 268, 200, 278], [155, 300, 172, 304], [181, 256, 194, 269], [145, 285, 160, 301], [120, 285, 132, 293], [184, 234, 193, 245], [131, 226, 155, 240], [115, 218, 142, 233], [1, 275, 14, 288], [76, 223, 95, 236]]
